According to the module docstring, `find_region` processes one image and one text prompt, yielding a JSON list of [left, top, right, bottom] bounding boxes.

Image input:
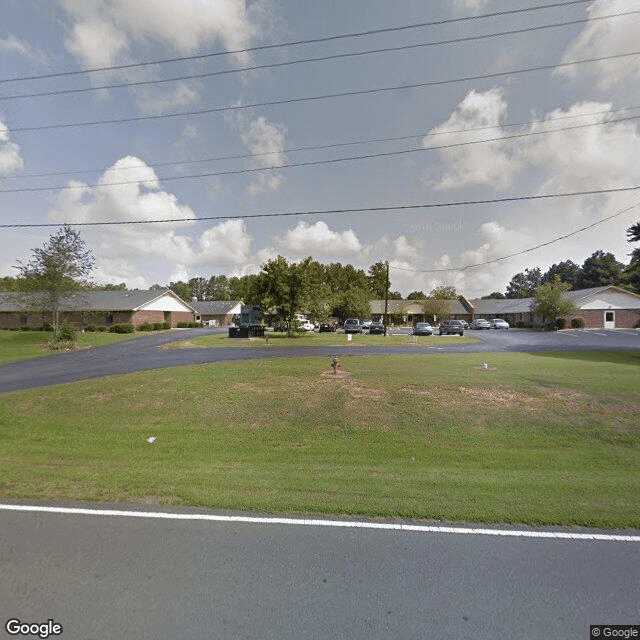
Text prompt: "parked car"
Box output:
[[439, 319, 465, 335], [490, 318, 510, 329], [459, 319, 469, 329], [343, 318, 362, 333], [412, 322, 433, 336], [319, 323, 336, 333], [361, 319, 372, 329], [298, 319, 315, 331], [470, 318, 491, 330], [368, 320, 385, 335]]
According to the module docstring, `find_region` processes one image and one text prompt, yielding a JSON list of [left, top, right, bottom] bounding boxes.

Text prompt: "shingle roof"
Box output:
[[0, 289, 194, 312], [370, 298, 469, 315], [191, 300, 241, 314]]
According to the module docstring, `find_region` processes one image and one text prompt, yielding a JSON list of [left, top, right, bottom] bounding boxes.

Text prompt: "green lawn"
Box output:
[[1, 350, 638, 528], [170, 330, 479, 348], [0, 330, 147, 363]]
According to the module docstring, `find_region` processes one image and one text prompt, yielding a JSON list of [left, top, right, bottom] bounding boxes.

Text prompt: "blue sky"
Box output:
[[1, 0, 639, 297]]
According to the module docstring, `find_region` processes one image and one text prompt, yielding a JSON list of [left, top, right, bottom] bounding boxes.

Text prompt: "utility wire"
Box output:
[[390, 201, 640, 273], [7, 50, 639, 134], [3, 115, 640, 194], [2, 10, 635, 102], [0, 0, 594, 85], [1, 185, 638, 228], [7, 104, 640, 182]]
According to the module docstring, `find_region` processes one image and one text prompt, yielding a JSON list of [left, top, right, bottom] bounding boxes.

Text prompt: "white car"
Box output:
[[490, 318, 510, 329]]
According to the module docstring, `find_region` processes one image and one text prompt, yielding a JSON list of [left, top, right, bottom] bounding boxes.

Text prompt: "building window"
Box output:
[[20, 315, 28, 325], [105, 314, 114, 324]]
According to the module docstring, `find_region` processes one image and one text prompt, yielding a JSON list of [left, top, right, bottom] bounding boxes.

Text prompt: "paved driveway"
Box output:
[[0, 327, 638, 393]]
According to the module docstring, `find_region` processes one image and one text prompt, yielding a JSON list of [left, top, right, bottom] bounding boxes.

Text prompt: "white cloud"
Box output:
[[237, 115, 287, 196], [520, 101, 640, 193], [0, 35, 47, 62], [452, 0, 491, 14], [60, 0, 275, 68], [277, 221, 362, 254], [426, 88, 519, 190], [555, 0, 640, 89], [0, 119, 24, 176], [134, 81, 201, 114], [48, 156, 253, 286]]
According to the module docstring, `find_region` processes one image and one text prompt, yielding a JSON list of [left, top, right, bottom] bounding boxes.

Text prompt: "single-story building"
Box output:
[[0, 289, 196, 330], [192, 300, 242, 326], [468, 286, 640, 329], [370, 298, 471, 324], [369, 286, 640, 329]]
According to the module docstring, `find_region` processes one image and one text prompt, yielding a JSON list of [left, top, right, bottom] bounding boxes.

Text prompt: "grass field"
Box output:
[[1, 350, 638, 528], [0, 330, 147, 363], [169, 331, 479, 348]]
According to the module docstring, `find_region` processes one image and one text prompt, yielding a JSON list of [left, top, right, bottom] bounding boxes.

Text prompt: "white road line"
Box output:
[[0, 504, 638, 542]]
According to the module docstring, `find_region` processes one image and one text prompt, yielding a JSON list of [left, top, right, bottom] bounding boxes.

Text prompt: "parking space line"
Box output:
[[1, 504, 638, 542]]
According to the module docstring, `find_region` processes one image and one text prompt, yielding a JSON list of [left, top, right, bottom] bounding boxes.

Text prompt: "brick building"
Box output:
[[0, 289, 195, 330]]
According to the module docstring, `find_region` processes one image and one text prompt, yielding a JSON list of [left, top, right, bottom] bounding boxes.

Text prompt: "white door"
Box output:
[[603, 310, 615, 329]]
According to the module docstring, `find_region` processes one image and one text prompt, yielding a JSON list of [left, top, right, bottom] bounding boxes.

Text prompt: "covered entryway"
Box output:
[[603, 310, 615, 329]]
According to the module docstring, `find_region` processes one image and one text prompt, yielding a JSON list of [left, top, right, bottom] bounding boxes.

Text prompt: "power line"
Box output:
[[1, 185, 638, 228], [0, 0, 594, 85], [7, 104, 640, 182], [3, 115, 639, 194], [2, 10, 635, 102], [8, 50, 639, 134], [390, 201, 640, 273]]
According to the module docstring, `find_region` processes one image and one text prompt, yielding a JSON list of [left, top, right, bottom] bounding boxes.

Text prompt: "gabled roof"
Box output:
[[0, 289, 195, 312], [370, 298, 469, 315], [563, 285, 640, 302], [191, 300, 242, 314], [469, 297, 534, 314]]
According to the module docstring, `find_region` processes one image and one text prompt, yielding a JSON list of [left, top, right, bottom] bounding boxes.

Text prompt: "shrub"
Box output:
[[571, 317, 586, 328], [514, 321, 529, 328], [20, 325, 32, 331], [162, 322, 171, 330], [96, 325, 107, 332], [58, 324, 76, 341], [176, 321, 190, 328], [555, 318, 567, 330], [84, 325, 96, 332], [137, 323, 154, 332], [109, 323, 134, 333], [152, 322, 164, 331]]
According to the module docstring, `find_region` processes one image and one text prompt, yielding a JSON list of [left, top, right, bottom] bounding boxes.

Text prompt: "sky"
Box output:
[[1, 0, 639, 298]]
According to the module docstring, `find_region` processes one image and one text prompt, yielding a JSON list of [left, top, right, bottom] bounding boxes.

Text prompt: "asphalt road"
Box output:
[[1, 503, 638, 640], [0, 327, 638, 393]]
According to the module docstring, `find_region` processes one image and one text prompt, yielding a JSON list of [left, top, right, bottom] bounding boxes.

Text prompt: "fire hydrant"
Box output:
[[331, 356, 340, 374]]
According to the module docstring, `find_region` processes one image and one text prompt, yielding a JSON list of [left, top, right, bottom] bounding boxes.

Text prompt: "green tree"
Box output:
[[505, 268, 542, 298], [623, 247, 640, 294], [541, 260, 581, 289], [407, 290, 427, 300], [627, 221, 640, 243], [367, 261, 390, 298], [530, 276, 579, 327], [430, 285, 457, 299], [421, 297, 452, 324], [254, 256, 321, 335], [325, 263, 372, 319], [13, 224, 94, 340], [482, 291, 505, 299], [576, 251, 624, 289], [169, 280, 191, 301]]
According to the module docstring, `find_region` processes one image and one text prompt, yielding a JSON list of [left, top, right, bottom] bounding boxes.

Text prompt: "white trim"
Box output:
[[0, 504, 637, 542]]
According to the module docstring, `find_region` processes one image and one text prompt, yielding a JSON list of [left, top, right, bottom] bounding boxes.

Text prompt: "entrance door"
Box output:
[[604, 310, 615, 329]]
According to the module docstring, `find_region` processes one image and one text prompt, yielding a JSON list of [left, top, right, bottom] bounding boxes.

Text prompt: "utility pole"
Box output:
[[383, 260, 389, 337]]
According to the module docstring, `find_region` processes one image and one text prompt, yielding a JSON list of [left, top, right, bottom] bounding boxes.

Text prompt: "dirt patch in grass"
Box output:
[[457, 386, 541, 408], [320, 370, 350, 379]]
